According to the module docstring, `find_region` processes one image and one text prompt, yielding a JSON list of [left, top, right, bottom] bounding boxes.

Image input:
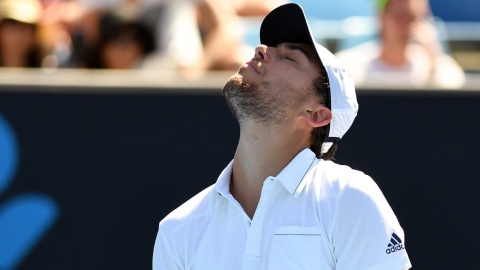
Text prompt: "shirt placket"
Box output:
[[242, 177, 277, 270]]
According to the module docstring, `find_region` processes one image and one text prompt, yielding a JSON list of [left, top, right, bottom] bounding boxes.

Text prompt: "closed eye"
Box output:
[[278, 43, 311, 64]]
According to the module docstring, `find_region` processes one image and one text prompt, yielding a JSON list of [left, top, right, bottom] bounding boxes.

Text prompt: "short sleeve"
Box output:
[[329, 173, 412, 270], [153, 225, 182, 270]]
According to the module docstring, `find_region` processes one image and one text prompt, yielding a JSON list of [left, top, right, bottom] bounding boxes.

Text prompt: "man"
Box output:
[[153, 3, 412, 269], [335, 0, 465, 89]]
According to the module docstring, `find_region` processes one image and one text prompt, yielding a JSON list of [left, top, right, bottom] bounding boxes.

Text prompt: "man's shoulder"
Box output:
[[159, 184, 215, 232], [318, 159, 371, 181], [315, 160, 391, 212], [312, 160, 375, 195]]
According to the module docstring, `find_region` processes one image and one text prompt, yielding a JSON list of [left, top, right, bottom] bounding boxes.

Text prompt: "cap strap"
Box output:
[[324, 137, 340, 143]]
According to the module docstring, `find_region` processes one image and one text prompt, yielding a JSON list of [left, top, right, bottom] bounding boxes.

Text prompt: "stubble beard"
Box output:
[[222, 74, 307, 127]]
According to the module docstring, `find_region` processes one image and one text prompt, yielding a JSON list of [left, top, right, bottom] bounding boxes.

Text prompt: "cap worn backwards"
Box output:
[[260, 3, 358, 154]]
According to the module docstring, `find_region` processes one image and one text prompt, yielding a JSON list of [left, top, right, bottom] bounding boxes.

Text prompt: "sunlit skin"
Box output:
[[239, 43, 320, 87], [223, 43, 332, 218], [224, 43, 326, 127]]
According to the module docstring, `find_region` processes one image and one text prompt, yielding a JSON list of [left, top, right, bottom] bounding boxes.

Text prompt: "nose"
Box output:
[[254, 45, 269, 61]]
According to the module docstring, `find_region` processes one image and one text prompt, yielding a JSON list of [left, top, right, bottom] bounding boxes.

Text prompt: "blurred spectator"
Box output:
[[0, 0, 44, 67], [39, 0, 284, 74], [192, 0, 246, 73], [72, 0, 226, 72], [335, 0, 465, 88], [36, 0, 83, 68], [56, 0, 151, 68], [84, 13, 155, 69], [189, 0, 286, 76], [72, 0, 286, 75]]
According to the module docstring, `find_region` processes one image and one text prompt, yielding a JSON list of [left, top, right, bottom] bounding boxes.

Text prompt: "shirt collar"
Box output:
[[209, 160, 234, 213], [209, 149, 320, 212], [276, 148, 319, 197]]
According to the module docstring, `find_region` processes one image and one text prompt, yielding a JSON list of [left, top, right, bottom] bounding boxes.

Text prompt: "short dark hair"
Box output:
[[310, 73, 338, 160]]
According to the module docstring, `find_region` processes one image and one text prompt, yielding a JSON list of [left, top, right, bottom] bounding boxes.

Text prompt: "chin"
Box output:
[[224, 74, 244, 89]]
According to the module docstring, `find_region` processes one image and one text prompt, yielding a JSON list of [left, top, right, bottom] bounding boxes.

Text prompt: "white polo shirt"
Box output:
[[153, 149, 412, 269]]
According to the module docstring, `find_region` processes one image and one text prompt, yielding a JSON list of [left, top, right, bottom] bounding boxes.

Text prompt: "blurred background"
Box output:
[[0, 0, 479, 269], [0, 0, 478, 78]]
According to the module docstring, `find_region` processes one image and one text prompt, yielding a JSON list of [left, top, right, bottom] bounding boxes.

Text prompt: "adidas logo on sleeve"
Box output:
[[386, 232, 405, 254]]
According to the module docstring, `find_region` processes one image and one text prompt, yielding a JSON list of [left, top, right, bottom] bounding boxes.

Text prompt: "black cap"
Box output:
[[260, 4, 316, 51]]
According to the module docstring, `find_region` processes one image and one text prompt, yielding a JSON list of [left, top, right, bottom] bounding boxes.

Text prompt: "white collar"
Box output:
[[209, 148, 320, 213]]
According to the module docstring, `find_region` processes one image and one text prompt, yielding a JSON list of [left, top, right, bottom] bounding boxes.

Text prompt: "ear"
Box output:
[[302, 104, 332, 128]]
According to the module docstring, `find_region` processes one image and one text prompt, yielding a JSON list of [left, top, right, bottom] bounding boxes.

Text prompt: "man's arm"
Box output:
[[329, 173, 412, 270]]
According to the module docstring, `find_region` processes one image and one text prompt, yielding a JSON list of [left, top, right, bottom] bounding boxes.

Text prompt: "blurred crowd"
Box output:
[[0, 0, 468, 88], [0, 0, 285, 75]]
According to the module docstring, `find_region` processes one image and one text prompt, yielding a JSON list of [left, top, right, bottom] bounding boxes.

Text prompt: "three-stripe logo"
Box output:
[[386, 232, 405, 254]]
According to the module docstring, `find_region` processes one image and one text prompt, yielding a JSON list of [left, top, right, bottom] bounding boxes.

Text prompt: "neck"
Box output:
[[230, 120, 310, 218], [380, 35, 409, 66]]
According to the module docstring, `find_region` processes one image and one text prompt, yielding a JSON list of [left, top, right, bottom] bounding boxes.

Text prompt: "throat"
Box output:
[[230, 177, 261, 220], [239, 195, 260, 220]]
